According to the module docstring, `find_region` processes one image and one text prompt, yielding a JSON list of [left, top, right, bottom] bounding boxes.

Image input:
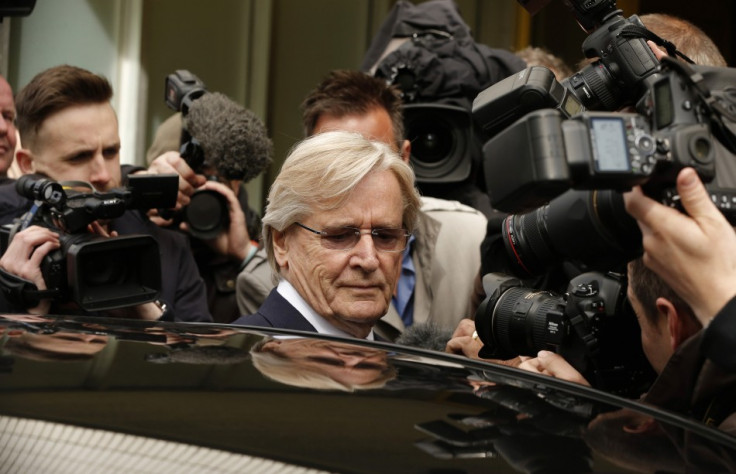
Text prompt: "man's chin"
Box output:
[[335, 301, 386, 324]]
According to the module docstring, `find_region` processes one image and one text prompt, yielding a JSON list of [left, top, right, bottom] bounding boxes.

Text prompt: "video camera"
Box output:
[[0, 174, 177, 311], [475, 271, 654, 396], [163, 69, 229, 239]]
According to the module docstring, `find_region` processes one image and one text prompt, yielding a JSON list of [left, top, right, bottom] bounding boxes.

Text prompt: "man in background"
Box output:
[[0, 75, 17, 181], [0, 65, 210, 322], [237, 70, 487, 341]]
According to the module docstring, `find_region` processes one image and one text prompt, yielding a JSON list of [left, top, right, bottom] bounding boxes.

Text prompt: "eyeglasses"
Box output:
[[294, 222, 410, 252]]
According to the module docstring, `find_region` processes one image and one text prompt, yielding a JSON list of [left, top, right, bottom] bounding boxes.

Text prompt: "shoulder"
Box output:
[[114, 211, 189, 245], [417, 197, 486, 241], [0, 180, 31, 225], [232, 312, 273, 327], [420, 196, 487, 221]]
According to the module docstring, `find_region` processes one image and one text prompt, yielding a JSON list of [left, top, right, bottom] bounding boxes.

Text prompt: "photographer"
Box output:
[[626, 167, 736, 373], [140, 86, 272, 324], [517, 250, 736, 433], [0, 65, 211, 322]]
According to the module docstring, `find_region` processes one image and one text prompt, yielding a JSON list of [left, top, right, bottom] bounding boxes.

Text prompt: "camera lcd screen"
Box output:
[[590, 118, 630, 172]]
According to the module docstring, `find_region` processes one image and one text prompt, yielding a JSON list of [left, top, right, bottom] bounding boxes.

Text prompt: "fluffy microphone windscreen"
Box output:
[[186, 92, 273, 182]]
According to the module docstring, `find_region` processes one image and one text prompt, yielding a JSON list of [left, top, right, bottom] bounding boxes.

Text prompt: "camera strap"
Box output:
[[618, 24, 695, 65], [0, 267, 62, 310], [661, 56, 736, 155]]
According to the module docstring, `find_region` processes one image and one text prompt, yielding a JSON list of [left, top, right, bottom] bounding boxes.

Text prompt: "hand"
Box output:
[[182, 180, 252, 260], [624, 167, 736, 325], [445, 319, 485, 359], [0, 225, 60, 314], [143, 151, 207, 210], [518, 350, 590, 386], [647, 40, 668, 61], [445, 319, 528, 368], [106, 301, 166, 321]]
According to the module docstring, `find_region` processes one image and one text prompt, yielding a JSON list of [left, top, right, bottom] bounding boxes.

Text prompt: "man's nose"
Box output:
[[89, 154, 112, 187], [350, 234, 380, 269]]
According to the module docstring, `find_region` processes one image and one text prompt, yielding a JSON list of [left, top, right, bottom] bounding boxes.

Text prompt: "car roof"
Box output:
[[1, 313, 735, 473]]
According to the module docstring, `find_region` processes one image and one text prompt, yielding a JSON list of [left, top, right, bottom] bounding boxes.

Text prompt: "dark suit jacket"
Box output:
[[232, 289, 316, 331], [232, 289, 385, 341]]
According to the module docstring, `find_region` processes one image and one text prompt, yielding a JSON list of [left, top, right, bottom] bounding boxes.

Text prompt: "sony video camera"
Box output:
[[163, 69, 229, 239], [0, 174, 177, 311], [475, 271, 654, 395]]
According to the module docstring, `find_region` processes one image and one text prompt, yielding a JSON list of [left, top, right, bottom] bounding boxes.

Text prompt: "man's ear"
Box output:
[[400, 139, 411, 164], [15, 148, 35, 174], [272, 228, 289, 270], [656, 296, 699, 351]]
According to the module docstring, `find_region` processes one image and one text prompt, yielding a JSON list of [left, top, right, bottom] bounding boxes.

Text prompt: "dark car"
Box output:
[[1, 313, 734, 473]]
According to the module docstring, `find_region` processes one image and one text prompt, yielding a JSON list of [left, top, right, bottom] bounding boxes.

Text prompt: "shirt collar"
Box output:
[[276, 279, 375, 341]]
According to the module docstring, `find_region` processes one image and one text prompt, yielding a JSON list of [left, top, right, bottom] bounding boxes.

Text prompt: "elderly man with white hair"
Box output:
[[233, 131, 421, 340]]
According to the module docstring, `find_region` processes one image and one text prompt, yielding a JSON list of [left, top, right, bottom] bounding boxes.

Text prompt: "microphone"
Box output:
[[395, 322, 454, 351], [184, 92, 273, 182]]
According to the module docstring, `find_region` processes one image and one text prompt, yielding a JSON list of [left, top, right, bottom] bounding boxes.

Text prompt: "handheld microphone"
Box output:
[[185, 92, 273, 182], [162, 70, 273, 239]]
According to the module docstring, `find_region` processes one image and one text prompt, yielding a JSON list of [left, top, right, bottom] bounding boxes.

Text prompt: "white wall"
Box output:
[[7, 0, 144, 166]]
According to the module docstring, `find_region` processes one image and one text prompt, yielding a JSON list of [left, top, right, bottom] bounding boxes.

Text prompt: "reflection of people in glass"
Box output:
[[583, 408, 686, 473], [250, 337, 396, 391], [2, 330, 108, 362]]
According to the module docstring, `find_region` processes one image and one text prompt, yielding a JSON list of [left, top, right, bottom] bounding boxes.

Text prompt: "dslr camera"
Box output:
[[163, 69, 230, 239], [475, 271, 653, 395], [470, 0, 736, 277], [0, 174, 177, 311]]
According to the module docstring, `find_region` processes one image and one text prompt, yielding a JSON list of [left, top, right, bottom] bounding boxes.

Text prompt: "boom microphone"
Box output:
[[184, 92, 273, 182]]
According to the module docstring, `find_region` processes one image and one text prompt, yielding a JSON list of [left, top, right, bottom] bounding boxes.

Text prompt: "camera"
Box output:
[[473, 65, 736, 215], [472, 0, 736, 278], [403, 103, 475, 184], [500, 188, 642, 277], [0, 174, 177, 311], [475, 271, 654, 395], [163, 69, 229, 240]]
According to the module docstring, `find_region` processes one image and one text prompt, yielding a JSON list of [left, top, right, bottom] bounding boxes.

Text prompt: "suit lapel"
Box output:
[[257, 289, 317, 332]]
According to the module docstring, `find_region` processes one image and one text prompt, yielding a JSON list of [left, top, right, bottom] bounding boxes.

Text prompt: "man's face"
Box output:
[[27, 102, 121, 191], [0, 77, 17, 175], [626, 263, 672, 374], [263, 339, 390, 387], [314, 106, 410, 161], [274, 169, 405, 338]]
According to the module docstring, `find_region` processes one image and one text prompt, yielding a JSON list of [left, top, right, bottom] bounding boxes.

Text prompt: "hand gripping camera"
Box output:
[[0, 174, 177, 311], [475, 271, 654, 396]]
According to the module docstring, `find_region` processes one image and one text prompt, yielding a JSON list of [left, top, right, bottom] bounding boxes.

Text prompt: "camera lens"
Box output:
[[502, 190, 642, 276], [410, 121, 453, 165], [402, 104, 473, 183], [81, 254, 128, 287], [563, 63, 621, 111], [483, 286, 567, 356], [184, 189, 230, 240]]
